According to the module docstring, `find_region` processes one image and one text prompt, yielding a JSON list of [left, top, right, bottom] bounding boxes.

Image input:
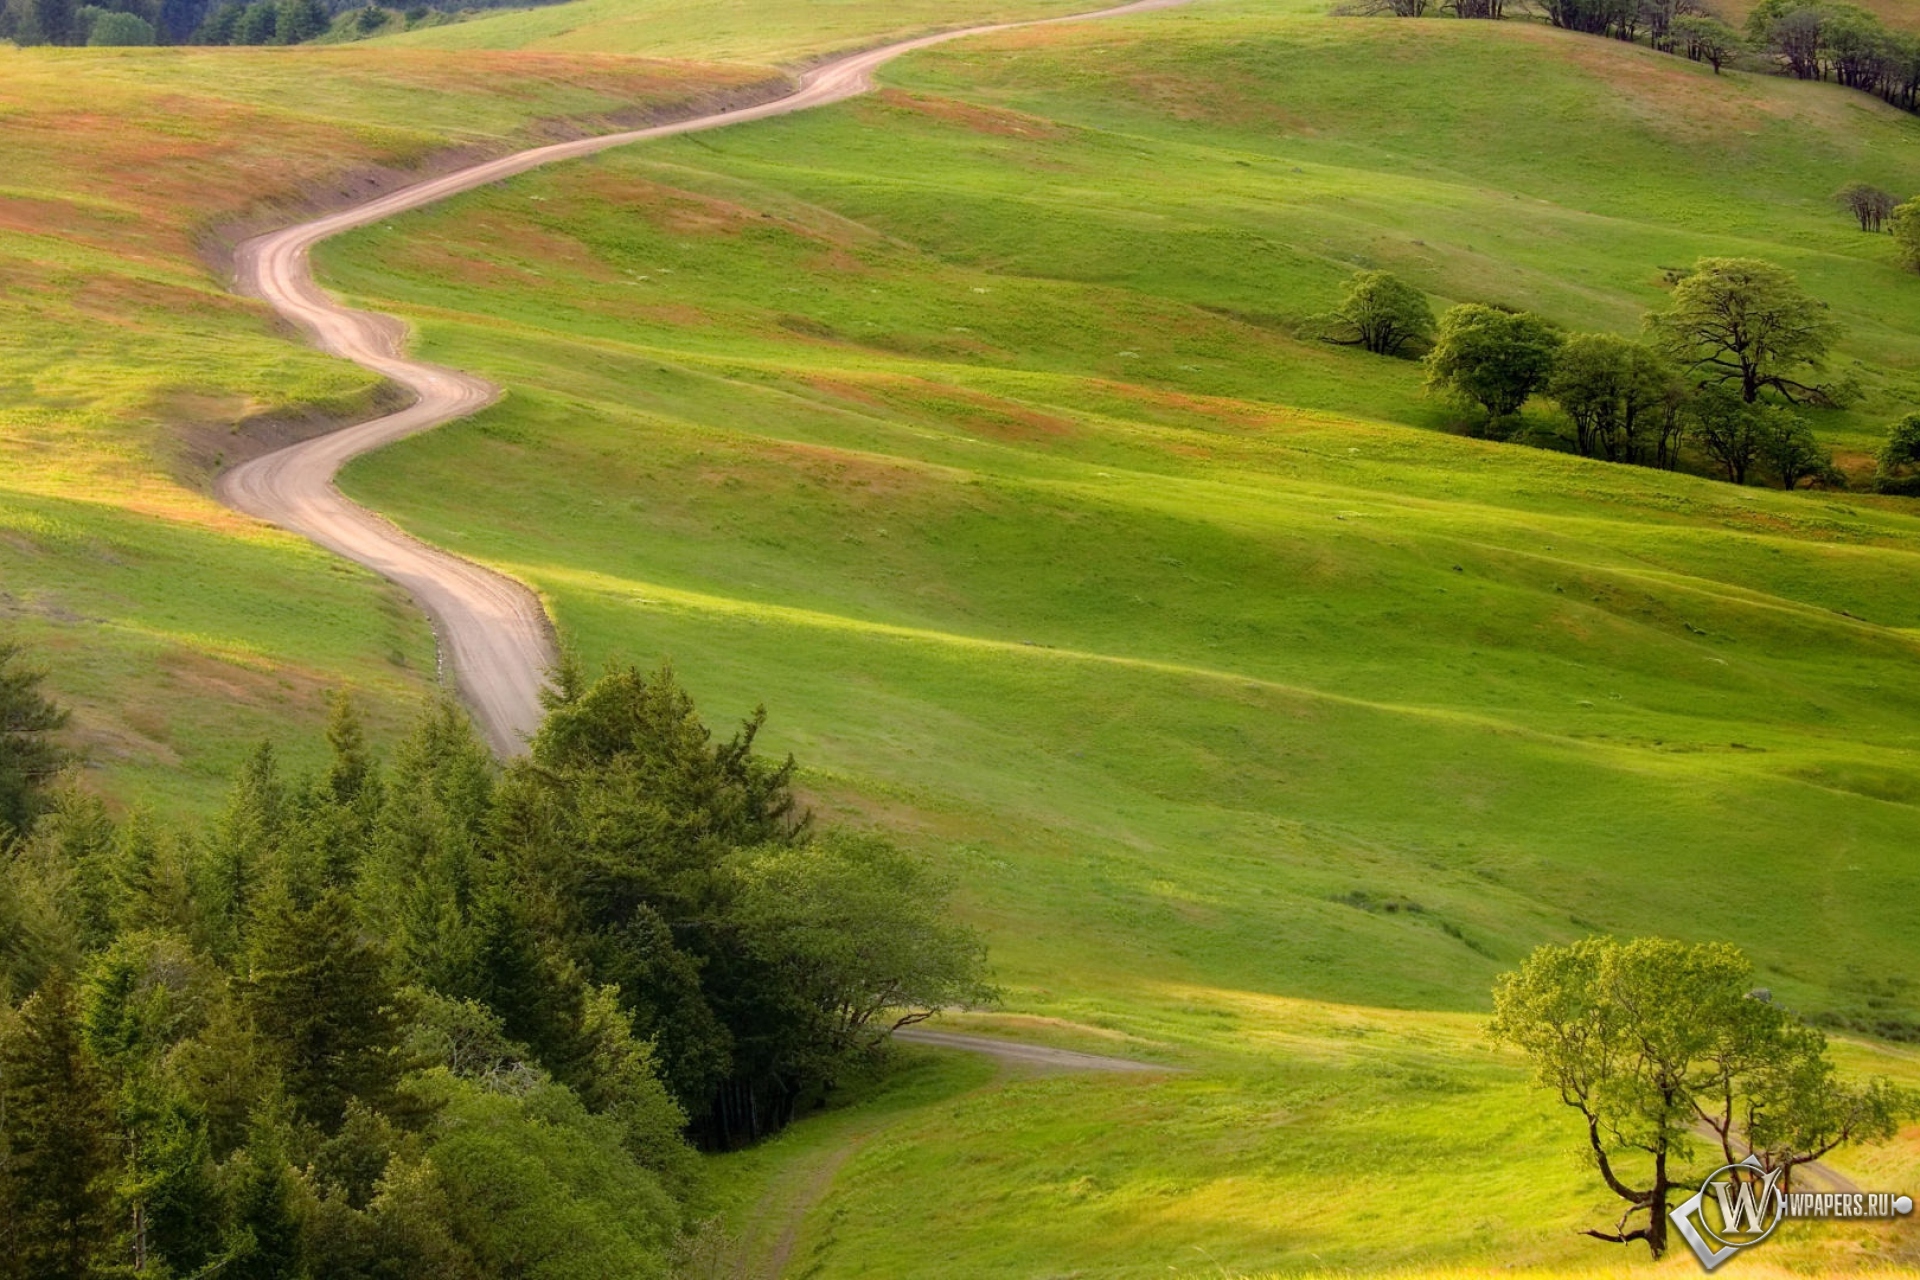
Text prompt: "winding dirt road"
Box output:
[[215, 0, 1189, 756]]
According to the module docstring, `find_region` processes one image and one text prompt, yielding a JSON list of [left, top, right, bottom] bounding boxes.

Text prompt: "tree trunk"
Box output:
[[1647, 1148, 1670, 1259]]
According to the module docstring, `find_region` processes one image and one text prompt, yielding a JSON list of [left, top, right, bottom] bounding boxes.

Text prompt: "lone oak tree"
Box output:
[[1648, 258, 1843, 405], [1493, 937, 1908, 1260]]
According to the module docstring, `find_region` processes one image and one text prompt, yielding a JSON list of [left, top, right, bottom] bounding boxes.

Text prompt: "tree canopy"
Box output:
[[0, 652, 992, 1276], [1548, 333, 1684, 467], [1647, 257, 1845, 405], [1493, 936, 1910, 1260], [1424, 304, 1562, 427], [1320, 269, 1435, 357]]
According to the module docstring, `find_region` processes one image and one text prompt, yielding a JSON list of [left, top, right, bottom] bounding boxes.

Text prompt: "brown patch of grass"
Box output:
[[872, 88, 1063, 139], [800, 373, 1083, 442]]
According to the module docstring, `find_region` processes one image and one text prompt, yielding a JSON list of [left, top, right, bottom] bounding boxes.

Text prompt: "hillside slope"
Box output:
[[311, 5, 1920, 1272]]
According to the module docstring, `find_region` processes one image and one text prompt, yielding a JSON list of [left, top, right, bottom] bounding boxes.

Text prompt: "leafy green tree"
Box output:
[[1547, 333, 1681, 465], [1892, 198, 1920, 273], [22, 0, 75, 42], [1321, 270, 1435, 357], [1835, 181, 1897, 232], [1757, 408, 1830, 489], [1423, 304, 1562, 429], [418, 1073, 681, 1279], [1878, 412, 1920, 475], [1687, 386, 1767, 484], [569, 984, 695, 1189], [220, 1114, 305, 1280], [1493, 937, 1910, 1259], [1670, 12, 1741, 69], [731, 835, 994, 1078], [1648, 257, 1844, 404], [1747, 0, 1824, 78], [0, 642, 68, 841], [243, 887, 408, 1133], [133, 1099, 226, 1275], [360, 700, 491, 995], [170, 997, 277, 1160], [80, 930, 216, 1076], [0, 972, 117, 1280]]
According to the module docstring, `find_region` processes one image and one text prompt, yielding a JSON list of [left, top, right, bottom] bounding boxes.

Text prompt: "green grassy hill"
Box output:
[[8, 0, 1920, 1271], [299, 2, 1920, 1272], [0, 44, 789, 805]]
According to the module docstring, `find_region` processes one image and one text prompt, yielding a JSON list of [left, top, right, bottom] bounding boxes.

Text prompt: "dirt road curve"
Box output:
[[215, 0, 1190, 756], [892, 1027, 1177, 1072]]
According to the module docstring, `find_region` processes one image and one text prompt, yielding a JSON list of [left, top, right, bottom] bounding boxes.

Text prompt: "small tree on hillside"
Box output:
[[1876, 412, 1920, 491], [1757, 408, 1830, 489], [1749, 0, 1825, 78], [1493, 936, 1911, 1260], [0, 641, 69, 840], [1687, 386, 1767, 484], [0, 972, 118, 1280], [1320, 270, 1435, 357], [1548, 333, 1680, 465], [1835, 182, 1897, 233], [1671, 13, 1742, 70], [1891, 199, 1920, 273], [1424, 304, 1561, 430], [1647, 258, 1844, 405]]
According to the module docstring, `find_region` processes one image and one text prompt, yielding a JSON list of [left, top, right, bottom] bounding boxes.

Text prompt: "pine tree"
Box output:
[[197, 742, 285, 960], [0, 973, 116, 1280], [243, 887, 405, 1133], [222, 1114, 304, 1280], [0, 643, 68, 839]]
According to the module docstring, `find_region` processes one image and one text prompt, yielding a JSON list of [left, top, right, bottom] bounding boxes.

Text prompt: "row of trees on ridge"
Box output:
[[1350, 0, 1920, 119], [1322, 258, 1920, 491]]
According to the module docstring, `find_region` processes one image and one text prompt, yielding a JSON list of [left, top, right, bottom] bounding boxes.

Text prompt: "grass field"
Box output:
[[0, 43, 795, 806], [374, 0, 1100, 63], [11, 0, 1920, 1270], [303, 3, 1920, 1271]]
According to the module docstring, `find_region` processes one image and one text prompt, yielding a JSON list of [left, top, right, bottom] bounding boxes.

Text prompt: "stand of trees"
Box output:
[[1324, 258, 1889, 491], [1493, 937, 1912, 1259], [0, 652, 992, 1278], [1343, 0, 1920, 120]]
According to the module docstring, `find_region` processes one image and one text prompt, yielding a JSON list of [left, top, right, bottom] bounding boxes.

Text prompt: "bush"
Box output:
[[1893, 199, 1920, 273], [1877, 412, 1920, 483]]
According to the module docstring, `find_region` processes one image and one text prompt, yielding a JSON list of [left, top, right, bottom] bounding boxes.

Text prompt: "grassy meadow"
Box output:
[[0, 42, 796, 806], [8, 0, 1920, 1271], [298, 1, 1920, 1271]]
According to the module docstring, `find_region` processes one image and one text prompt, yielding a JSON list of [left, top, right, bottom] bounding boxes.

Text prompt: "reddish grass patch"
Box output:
[[872, 88, 1063, 140]]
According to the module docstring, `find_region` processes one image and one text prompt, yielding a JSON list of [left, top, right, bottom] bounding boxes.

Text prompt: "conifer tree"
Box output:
[[0, 643, 68, 840], [244, 887, 405, 1133], [0, 972, 116, 1280], [198, 743, 286, 960]]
